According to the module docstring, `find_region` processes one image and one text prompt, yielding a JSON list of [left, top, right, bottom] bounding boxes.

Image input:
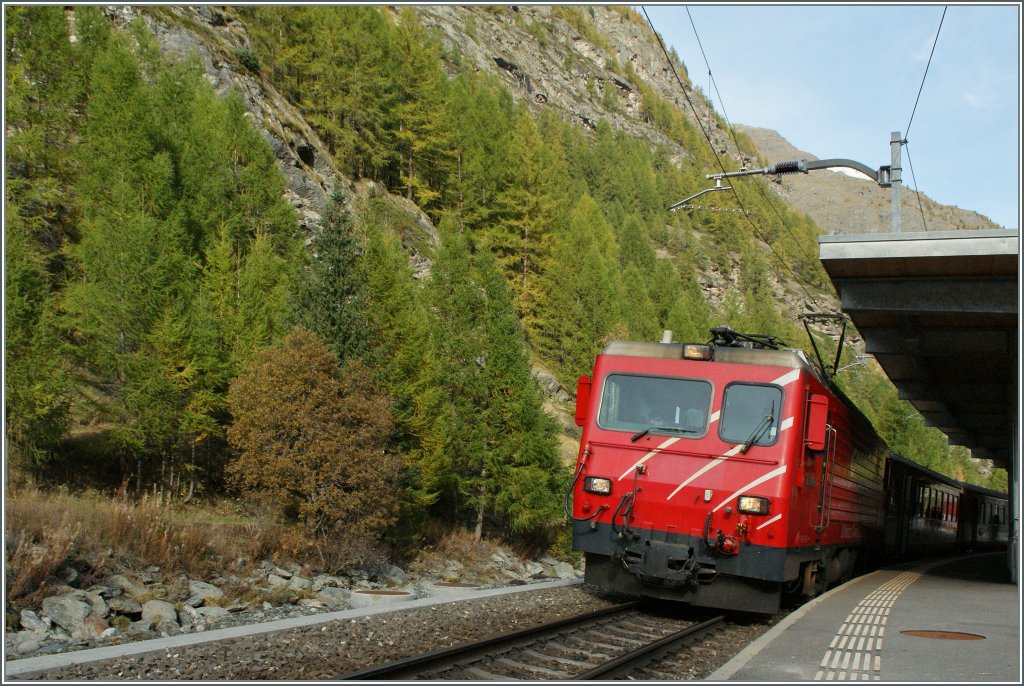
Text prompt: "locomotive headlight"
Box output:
[[682, 343, 713, 360], [738, 495, 770, 515], [583, 477, 613, 495]]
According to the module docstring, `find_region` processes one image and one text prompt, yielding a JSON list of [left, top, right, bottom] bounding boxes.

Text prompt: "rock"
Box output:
[[68, 589, 109, 617], [99, 627, 120, 640], [16, 637, 42, 655], [315, 586, 350, 608], [41, 596, 90, 637], [287, 575, 312, 592], [20, 609, 50, 633], [196, 606, 229, 620], [141, 599, 178, 628], [297, 598, 324, 609], [107, 595, 143, 615], [312, 574, 347, 592], [106, 574, 147, 598], [186, 580, 225, 607], [270, 565, 294, 579], [551, 561, 576, 579], [267, 573, 290, 587], [156, 619, 181, 637], [81, 614, 110, 639]]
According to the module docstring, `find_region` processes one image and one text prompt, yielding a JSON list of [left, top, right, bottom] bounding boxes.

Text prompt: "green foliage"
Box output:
[[294, 193, 368, 362], [227, 327, 400, 536], [234, 48, 260, 73], [535, 194, 625, 384], [417, 226, 568, 537], [5, 4, 997, 546]]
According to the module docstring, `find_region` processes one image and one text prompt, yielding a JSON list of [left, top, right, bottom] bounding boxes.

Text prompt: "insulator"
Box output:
[[771, 160, 803, 174]]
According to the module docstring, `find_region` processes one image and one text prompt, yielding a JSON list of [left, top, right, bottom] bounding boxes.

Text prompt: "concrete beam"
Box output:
[[835, 277, 1017, 315], [859, 328, 1011, 355]]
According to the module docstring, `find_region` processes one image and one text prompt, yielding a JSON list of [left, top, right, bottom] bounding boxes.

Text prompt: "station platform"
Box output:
[[710, 552, 1019, 682]]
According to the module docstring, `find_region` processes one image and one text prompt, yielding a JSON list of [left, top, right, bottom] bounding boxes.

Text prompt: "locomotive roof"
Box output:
[[602, 340, 824, 381]]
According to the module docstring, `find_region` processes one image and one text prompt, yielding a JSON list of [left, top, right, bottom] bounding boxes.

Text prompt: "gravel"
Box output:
[[8, 584, 785, 681]]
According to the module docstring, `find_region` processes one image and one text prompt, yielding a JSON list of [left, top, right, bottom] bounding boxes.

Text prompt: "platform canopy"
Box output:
[[818, 229, 1019, 470]]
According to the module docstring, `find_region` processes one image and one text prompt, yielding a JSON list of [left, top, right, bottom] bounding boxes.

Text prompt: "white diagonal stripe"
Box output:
[[772, 368, 801, 386], [712, 465, 788, 512], [666, 444, 743, 500], [755, 513, 783, 530], [617, 436, 680, 480], [665, 416, 793, 501]]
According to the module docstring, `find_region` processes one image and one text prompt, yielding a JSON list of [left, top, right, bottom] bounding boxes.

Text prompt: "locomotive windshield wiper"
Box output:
[[631, 426, 699, 442], [738, 404, 775, 454]]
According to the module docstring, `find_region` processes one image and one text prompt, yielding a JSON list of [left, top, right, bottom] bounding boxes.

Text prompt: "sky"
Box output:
[[641, 4, 1021, 229]]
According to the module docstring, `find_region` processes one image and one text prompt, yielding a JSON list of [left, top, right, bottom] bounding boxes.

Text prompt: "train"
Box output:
[[569, 326, 1008, 615]]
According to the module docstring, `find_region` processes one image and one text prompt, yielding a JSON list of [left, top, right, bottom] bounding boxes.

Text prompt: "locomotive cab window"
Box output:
[[597, 374, 712, 437], [719, 383, 783, 447]]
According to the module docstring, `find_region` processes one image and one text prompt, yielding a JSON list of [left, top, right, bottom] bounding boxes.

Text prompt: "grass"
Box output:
[[3, 484, 385, 612]]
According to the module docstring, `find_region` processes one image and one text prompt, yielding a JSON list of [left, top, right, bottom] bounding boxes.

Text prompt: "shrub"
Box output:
[[234, 48, 260, 74], [226, 327, 401, 538]]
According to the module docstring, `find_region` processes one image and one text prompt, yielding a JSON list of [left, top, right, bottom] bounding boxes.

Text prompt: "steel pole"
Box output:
[[890, 131, 902, 233]]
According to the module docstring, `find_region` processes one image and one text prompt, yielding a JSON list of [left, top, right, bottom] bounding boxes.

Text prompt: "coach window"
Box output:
[[719, 383, 783, 447]]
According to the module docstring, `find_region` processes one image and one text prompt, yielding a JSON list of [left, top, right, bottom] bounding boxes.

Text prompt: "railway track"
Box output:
[[338, 603, 725, 680]]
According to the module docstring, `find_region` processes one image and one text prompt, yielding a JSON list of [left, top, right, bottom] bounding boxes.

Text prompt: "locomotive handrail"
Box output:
[[817, 425, 838, 531], [584, 439, 780, 465]]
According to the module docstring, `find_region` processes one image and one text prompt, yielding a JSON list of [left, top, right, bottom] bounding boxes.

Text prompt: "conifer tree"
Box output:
[[294, 193, 368, 362], [536, 194, 625, 383], [445, 74, 515, 232], [392, 7, 452, 208], [492, 110, 567, 330]]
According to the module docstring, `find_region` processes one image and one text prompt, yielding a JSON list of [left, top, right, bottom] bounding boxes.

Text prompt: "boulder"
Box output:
[[195, 606, 229, 620], [68, 589, 109, 617], [20, 609, 50, 633], [106, 574, 147, 598], [141, 599, 178, 628], [312, 574, 347, 592], [107, 595, 143, 615], [41, 595, 90, 637], [287, 575, 312, 592], [186, 580, 225, 607], [267, 573, 290, 587], [315, 586, 350, 608], [551, 561, 576, 579]]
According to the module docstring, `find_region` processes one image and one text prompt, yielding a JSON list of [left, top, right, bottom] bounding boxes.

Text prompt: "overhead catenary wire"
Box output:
[[904, 6, 947, 140], [903, 141, 930, 232], [901, 5, 946, 234], [682, 6, 823, 285], [640, 6, 822, 310]]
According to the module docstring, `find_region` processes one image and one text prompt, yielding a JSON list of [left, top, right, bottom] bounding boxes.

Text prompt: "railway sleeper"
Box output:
[[494, 656, 569, 678]]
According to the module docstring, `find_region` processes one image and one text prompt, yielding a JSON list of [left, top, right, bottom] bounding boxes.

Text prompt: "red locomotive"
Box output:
[[570, 326, 1008, 614]]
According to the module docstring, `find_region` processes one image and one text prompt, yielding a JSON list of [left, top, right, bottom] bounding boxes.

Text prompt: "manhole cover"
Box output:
[[901, 630, 986, 640]]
